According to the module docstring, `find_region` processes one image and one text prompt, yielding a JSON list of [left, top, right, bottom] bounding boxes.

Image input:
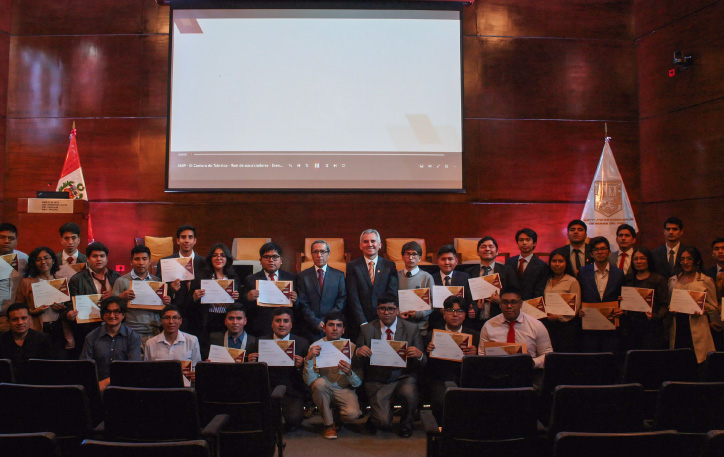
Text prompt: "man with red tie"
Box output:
[[608, 224, 637, 275], [478, 286, 552, 369], [57, 222, 87, 266]]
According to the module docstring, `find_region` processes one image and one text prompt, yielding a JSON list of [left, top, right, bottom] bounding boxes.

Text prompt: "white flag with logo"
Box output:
[[581, 137, 637, 247]]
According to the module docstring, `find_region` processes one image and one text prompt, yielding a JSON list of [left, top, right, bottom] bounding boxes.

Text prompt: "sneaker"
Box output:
[[323, 424, 338, 439]]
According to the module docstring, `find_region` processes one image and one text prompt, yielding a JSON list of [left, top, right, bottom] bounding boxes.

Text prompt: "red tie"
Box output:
[[386, 328, 393, 341], [317, 268, 324, 289], [67, 256, 74, 265], [518, 258, 526, 277], [618, 252, 627, 270], [270, 273, 276, 282], [506, 321, 516, 343]]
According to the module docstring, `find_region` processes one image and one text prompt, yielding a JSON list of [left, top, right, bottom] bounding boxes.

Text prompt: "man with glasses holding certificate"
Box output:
[[144, 305, 201, 384]]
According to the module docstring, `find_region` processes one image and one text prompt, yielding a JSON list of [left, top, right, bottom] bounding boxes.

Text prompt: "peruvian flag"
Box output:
[[56, 128, 94, 242]]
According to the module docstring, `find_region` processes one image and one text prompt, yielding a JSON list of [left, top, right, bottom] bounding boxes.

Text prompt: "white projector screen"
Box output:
[[167, 5, 464, 191]]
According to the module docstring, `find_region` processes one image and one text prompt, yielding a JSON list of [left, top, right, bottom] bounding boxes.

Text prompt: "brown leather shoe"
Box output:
[[323, 424, 338, 439]]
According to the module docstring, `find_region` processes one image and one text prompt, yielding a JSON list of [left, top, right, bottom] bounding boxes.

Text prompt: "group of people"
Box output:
[[0, 217, 721, 439]]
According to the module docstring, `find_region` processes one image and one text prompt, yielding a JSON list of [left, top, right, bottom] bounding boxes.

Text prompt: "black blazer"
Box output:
[[651, 244, 689, 279], [553, 244, 594, 277], [505, 255, 548, 300], [345, 256, 399, 327], [429, 269, 472, 330], [577, 263, 625, 304], [250, 333, 309, 399], [423, 323, 479, 383], [156, 253, 207, 334], [355, 318, 425, 383], [296, 265, 346, 336], [206, 331, 257, 360], [465, 262, 520, 321], [243, 269, 297, 337]]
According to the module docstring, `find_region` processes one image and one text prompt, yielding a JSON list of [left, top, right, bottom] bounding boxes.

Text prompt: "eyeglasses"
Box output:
[[500, 300, 521, 307], [402, 252, 420, 258], [161, 315, 182, 321], [211, 254, 227, 259], [261, 255, 281, 261], [103, 310, 123, 316], [311, 250, 329, 255], [0, 235, 16, 241], [35, 255, 53, 263], [443, 309, 466, 315], [377, 306, 397, 314]]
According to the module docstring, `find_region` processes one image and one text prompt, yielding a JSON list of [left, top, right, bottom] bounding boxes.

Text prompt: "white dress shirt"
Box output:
[[478, 312, 553, 369]]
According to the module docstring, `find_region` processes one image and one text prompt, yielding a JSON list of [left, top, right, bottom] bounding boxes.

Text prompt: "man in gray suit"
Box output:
[[296, 240, 346, 341], [355, 292, 425, 438]]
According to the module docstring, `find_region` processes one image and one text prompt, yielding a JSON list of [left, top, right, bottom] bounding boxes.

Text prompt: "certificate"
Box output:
[[469, 273, 501, 301], [56, 262, 86, 280], [73, 294, 102, 324], [200, 279, 235, 304], [315, 339, 351, 369], [431, 330, 472, 362], [257, 280, 293, 307], [522, 297, 548, 320], [431, 285, 464, 309], [669, 289, 706, 315], [208, 345, 245, 363], [31, 278, 70, 307], [0, 253, 18, 280], [581, 302, 619, 330], [180, 361, 193, 386], [482, 341, 526, 355], [129, 280, 165, 309], [160, 257, 194, 282], [544, 293, 577, 316], [370, 339, 407, 368], [620, 287, 654, 313], [258, 339, 295, 367], [398, 288, 431, 313]]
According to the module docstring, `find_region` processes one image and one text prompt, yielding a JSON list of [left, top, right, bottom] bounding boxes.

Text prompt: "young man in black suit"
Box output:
[[553, 219, 593, 277], [651, 217, 688, 279], [428, 245, 472, 330], [506, 228, 547, 300], [243, 241, 297, 337]]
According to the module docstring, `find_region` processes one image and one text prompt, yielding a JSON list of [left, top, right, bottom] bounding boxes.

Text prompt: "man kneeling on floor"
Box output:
[[304, 310, 362, 439]]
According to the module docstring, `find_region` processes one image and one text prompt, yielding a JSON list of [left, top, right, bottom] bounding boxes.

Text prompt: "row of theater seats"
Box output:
[[138, 236, 514, 274]]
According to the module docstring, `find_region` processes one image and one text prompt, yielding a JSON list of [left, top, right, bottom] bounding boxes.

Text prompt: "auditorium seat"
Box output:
[[546, 384, 645, 441], [231, 237, 271, 275], [79, 439, 210, 457], [194, 362, 285, 457], [702, 430, 724, 457], [140, 236, 174, 276], [100, 387, 228, 457], [0, 432, 60, 457], [385, 238, 434, 270], [295, 237, 349, 274], [702, 352, 724, 382], [0, 384, 94, 456], [110, 360, 185, 388], [553, 431, 682, 457], [622, 349, 698, 419], [422, 387, 538, 457], [460, 354, 533, 388], [453, 238, 510, 265], [0, 358, 15, 383]]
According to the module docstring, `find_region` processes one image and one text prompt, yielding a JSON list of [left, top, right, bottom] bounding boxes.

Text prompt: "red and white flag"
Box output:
[[56, 128, 94, 242]]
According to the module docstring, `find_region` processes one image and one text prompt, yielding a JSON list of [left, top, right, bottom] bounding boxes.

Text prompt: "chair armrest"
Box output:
[[443, 381, 457, 391], [271, 384, 286, 400], [421, 410, 441, 436], [201, 414, 230, 438], [93, 421, 105, 436]]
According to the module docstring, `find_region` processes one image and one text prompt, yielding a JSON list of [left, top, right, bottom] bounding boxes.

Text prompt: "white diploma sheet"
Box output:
[[73, 294, 102, 323], [620, 287, 654, 313], [468, 273, 501, 301], [200, 279, 235, 304], [129, 280, 164, 308], [581, 302, 618, 330], [208, 344, 236, 363], [430, 330, 470, 362], [431, 285, 463, 309], [160, 257, 195, 282], [522, 297, 548, 319], [398, 288, 431, 313], [544, 293, 577, 316], [315, 339, 351, 369], [669, 289, 706, 315], [258, 339, 295, 367], [257, 280, 293, 307], [0, 254, 18, 280], [31, 278, 70, 307], [370, 339, 407, 368]]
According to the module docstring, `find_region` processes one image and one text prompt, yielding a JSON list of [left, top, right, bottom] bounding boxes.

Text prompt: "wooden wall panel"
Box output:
[[464, 36, 637, 120], [636, 0, 724, 119], [634, 0, 717, 38], [0, 32, 8, 118], [7, 35, 167, 118], [0, 0, 10, 34], [639, 98, 724, 203], [470, 0, 633, 40], [10, 0, 168, 35]]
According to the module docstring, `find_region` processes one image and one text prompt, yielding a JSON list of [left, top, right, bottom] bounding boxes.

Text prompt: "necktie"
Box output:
[[67, 256, 74, 265], [444, 275, 451, 286], [518, 258, 526, 278], [668, 250, 675, 273], [618, 252, 627, 270], [385, 328, 393, 340], [368, 261, 375, 285], [506, 320, 516, 343], [91, 271, 108, 294], [482, 266, 491, 277], [270, 272, 276, 282], [405, 271, 412, 278], [573, 249, 582, 273], [317, 268, 324, 290]]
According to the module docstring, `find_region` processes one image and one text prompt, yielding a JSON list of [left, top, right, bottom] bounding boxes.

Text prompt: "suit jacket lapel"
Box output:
[[359, 258, 373, 288]]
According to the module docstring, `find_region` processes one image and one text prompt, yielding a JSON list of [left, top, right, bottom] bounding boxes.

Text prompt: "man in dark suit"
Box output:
[[577, 236, 625, 353], [243, 241, 297, 337], [355, 292, 425, 438], [206, 303, 256, 360], [608, 224, 637, 275], [296, 239, 346, 341], [57, 222, 87, 266], [705, 237, 724, 351], [346, 229, 398, 336], [553, 219, 593, 277], [466, 236, 520, 330], [424, 295, 478, 423], [156, 225, 206, 336], [651, 217, 688, 279], [429, 245, 472, 330], [248, 307, 309, 431], [506, 228, 547, 300]]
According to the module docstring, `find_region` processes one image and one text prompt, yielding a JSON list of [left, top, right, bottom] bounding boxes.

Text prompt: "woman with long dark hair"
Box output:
[[543, 251, 582, 352], [621, 247, 668, 349], [191, 243, 240, 338]]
